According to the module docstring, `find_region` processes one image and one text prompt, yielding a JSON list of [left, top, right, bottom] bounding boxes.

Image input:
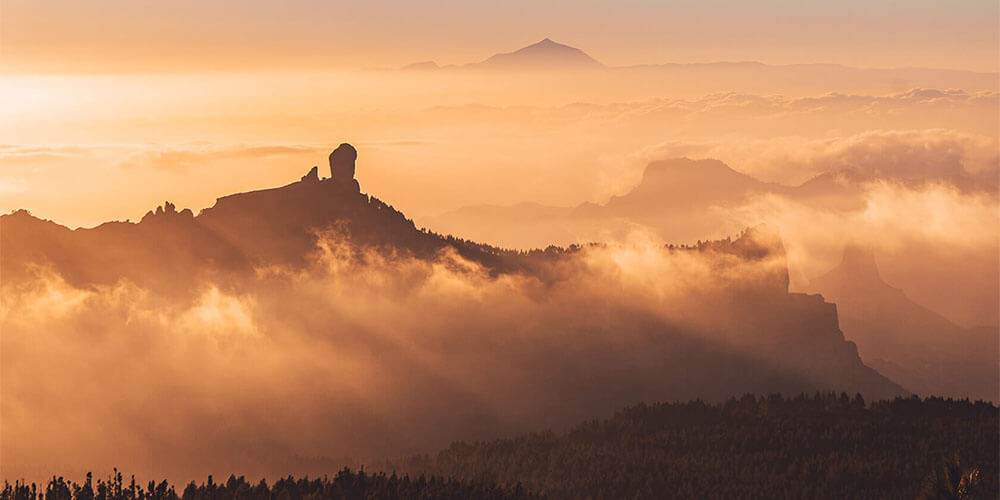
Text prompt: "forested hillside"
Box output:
[[394, 394, 998, 499], [3, 395, 994, 499]]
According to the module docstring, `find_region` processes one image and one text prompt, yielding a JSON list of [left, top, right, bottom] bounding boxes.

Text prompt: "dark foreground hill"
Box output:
[[392, 394, 998, 500]]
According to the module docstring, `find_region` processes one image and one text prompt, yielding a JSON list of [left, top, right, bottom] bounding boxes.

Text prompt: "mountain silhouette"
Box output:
[[601, 158, 785, 213], [470, 38, 604, 69], [426, 158, 862, 247], [427, 159, 998, 402], [1, 144, 905, 402], [400, 60, 440, 71], [427, 153, 1000, 248], [809, 245, 998, 401], [396, 40, 996, 93], [403, 38, 604, 71]]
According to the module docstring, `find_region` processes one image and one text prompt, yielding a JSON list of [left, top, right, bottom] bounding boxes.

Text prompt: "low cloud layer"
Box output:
[[641, 131, 999, 326], [426, 127, 999, 327], [3, 228, 866, 483], [638, 129, 999, 186]]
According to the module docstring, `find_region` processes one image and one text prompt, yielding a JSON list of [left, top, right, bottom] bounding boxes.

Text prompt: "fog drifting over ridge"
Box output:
[[2, 222, 895, 482]]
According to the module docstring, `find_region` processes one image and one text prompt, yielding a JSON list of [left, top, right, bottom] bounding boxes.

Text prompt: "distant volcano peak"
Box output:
[[473, 38, 604, 69], [512, 37, 590, 55], [530, 37, 559, 47]]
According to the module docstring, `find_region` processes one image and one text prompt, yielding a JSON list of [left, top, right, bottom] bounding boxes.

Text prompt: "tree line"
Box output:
[[393, 393, 997, 499], [4, 394, 996, 499], [2, 469, 535, 500]]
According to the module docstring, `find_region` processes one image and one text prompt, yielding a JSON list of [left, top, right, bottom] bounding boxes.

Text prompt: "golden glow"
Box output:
[[1, 0, 998, 483]]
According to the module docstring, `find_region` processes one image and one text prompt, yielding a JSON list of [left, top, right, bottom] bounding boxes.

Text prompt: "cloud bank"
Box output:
[[3, 227, 880, 483]]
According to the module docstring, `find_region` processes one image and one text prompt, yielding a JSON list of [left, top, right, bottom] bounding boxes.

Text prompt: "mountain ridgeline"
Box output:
[[425, 156, 1000, 403], [2, 144, 902, 408], [396, 38, 998, 97], [427, 156, 999, 249]]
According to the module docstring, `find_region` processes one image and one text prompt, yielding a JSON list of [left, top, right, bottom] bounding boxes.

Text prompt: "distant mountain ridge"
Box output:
[[424, 157, 998, 402], [471, 38, 603, 69], [425, 158, 873, 248], [399, 39, 998, 88], [403, 38, 603, 71], [427, 154, 996, 248]]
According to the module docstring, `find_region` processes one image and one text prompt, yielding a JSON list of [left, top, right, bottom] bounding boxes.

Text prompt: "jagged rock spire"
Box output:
[[301, 166, 319, 183]]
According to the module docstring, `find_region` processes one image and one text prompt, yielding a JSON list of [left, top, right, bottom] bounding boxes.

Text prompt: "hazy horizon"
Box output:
[[4, 0, 998, 73], [2, 2, 998, 495]]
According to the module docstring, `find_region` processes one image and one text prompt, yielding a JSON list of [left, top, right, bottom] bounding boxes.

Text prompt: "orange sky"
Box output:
[[2, 0, 998, 73], [0, 0, 996, 234]]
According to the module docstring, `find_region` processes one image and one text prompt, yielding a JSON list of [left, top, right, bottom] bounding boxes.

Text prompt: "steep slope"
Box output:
[[809, 246, 998, 401]]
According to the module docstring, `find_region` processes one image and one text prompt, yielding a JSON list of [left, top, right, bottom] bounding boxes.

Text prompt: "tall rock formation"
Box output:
[[2, 144, 905, 402], [810, 245, 998, 401]]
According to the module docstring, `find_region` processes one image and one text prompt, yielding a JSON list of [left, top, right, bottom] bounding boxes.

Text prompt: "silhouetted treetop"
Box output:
[[1, 468, 535, 500]]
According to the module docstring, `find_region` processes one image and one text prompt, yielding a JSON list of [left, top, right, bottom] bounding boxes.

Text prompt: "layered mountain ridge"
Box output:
[[397, 39, 998, 94], [1, 144, 904, 403]]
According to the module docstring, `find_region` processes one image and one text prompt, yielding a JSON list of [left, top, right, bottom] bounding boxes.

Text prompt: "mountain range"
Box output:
[[403, 38, 603, 71], [399, 38, 997, 92], [2, 144, 905, 404], [424, 157, 968, 248], [425, 157, 998, 402]]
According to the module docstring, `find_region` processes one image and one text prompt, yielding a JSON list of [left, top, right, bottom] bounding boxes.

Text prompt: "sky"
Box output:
[[0, 0, 996, 229], [2, 0, 998, 73]]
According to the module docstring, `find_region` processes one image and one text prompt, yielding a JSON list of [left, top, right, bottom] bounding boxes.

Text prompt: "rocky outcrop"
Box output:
[[301, 166, 319, 183], [141, 201, 194, 223], [325, 143, 360, 193], [2, 143, 907, 401]]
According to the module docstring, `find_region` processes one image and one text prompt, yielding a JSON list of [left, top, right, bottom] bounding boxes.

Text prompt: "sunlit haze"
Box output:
[[1, 1, 998, 496]]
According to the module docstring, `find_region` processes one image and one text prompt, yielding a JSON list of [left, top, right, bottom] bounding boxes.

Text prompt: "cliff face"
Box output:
[[810, 245, 998, 401], [1, 149, 904, 402]]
